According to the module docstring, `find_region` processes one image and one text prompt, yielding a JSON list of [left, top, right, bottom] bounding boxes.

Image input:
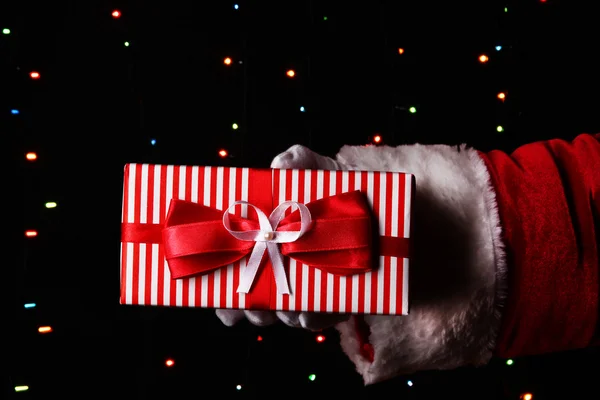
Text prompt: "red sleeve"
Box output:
[[478, 133, 600, 358]]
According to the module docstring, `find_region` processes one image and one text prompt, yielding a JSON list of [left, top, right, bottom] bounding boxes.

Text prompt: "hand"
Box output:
[[216, 141, 503, 386], [216, 144, 350, 330]]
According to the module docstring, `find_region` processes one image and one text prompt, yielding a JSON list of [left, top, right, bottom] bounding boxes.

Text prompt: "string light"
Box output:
[[25, 230, 38, 238], [11, 6, 561, 396], [234, 4, 239, 9]]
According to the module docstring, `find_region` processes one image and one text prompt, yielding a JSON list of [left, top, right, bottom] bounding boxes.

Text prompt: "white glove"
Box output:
[[215, 145, 351, 331], [217, 142, 506, 386]]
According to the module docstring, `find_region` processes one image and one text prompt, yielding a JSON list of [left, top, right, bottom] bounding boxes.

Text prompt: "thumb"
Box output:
[[271, 144, 341, 170]]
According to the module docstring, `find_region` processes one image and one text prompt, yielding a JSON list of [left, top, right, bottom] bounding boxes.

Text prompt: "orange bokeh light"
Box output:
[[25, 230, 38, 238], [522, 393, 533, 400], [165, 359, 175, 367], [224, 57, 232, 65], [38, 326, 52, 333], [479, 54, 489, 63], [398, 48, 404, 54], [30, 71, 40, 79], [112, 10, 121, 18], [497, 92, 506, 100], [316, 335, 325, 343], [26, 152, 37, 160], [373, 135, 382, 143], [286, 69, 295, 78], [218, 149, 228, 158]]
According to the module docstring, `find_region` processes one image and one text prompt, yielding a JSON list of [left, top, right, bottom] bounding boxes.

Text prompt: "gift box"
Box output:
[[120, 164, 414, 315]]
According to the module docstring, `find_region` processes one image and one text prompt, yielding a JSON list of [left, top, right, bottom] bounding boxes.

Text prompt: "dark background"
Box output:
[[6, 0, 599, 399]]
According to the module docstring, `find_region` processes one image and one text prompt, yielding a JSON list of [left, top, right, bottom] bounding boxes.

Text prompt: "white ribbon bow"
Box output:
[[222, 201, 312, 295]]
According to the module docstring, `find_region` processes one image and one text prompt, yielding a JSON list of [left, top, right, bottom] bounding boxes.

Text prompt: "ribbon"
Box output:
[[121, 190, 412, 300], [222, 200, 312, 294], [160, 190, 374, 291]]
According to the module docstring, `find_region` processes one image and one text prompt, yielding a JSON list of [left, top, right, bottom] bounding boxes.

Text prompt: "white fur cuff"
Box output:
[[332, 142, 507, 385]]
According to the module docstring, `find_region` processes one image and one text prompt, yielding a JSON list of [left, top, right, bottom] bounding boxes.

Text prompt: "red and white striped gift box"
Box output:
[[120, 164, 414, 315]]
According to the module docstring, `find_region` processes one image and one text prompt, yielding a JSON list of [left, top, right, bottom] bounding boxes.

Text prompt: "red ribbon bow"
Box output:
[[161, 190, 374, 282]]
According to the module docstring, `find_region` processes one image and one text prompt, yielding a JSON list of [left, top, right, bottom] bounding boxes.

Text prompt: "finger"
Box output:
[[215, 309, 246, 327], [275, 311, 302, 328], [299, 313, 351, 331], [244, 310, 279, 326]]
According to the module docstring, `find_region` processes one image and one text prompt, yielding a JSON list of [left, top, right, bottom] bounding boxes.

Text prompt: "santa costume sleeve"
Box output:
[[335, 132, 600, 382], [479, 132, 600, 357]]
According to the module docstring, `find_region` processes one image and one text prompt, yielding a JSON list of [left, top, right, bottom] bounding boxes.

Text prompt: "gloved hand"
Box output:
[[217, 141, 504, 386], [215, 144, 351, 331]]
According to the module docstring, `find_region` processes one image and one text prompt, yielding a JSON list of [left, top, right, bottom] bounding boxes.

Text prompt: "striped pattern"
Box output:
[[120, 164, 413, 315]]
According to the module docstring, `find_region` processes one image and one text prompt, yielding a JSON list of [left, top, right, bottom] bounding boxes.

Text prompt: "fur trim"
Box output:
[[332, 143, 507, 385]]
